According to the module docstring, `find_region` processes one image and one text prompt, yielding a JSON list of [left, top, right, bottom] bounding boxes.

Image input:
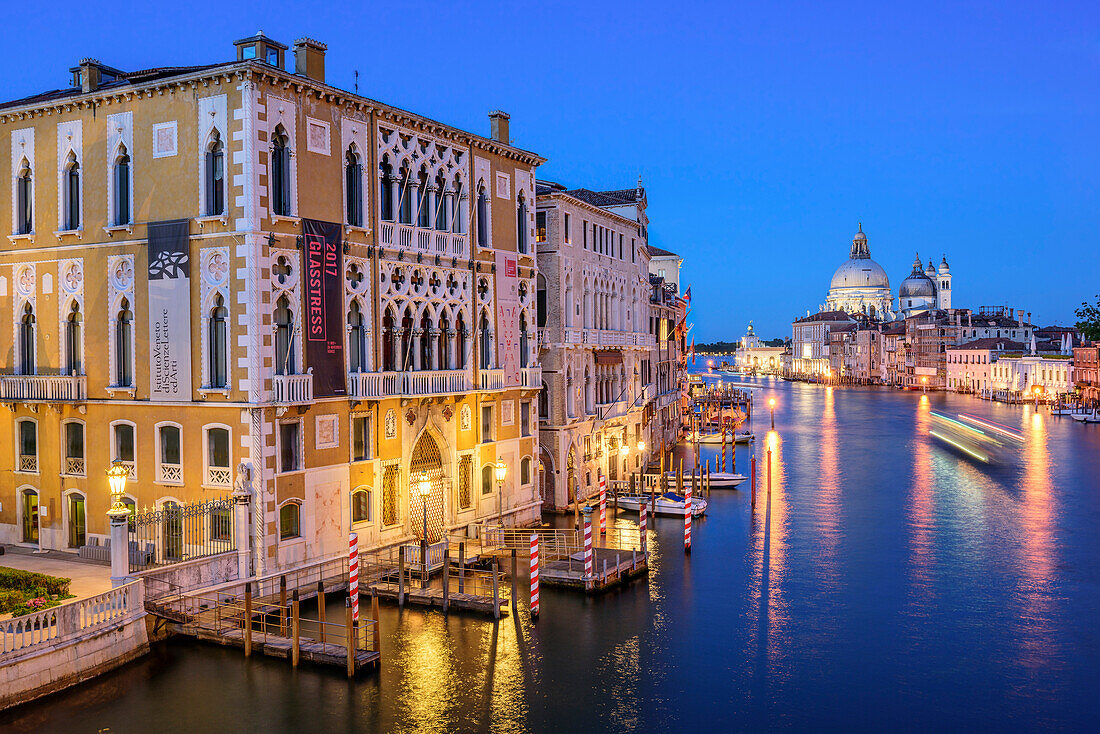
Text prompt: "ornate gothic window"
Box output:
[[19, 302, 35, 375], [476, 184, 489, 246], [115, 298, 133, 387], [208, 294, 228, 388], [66, 301, 82, 375], [114, 148, 131, 226], [271, 126, 291, 216], [16, 160, 32, 234], [274, 296, 295, 375], [348, 300, 368, 373], [63, 153, 80, 230], [516, 194, 528, 253], [206, 133, 224, 216], [345, 147, 363, 226]]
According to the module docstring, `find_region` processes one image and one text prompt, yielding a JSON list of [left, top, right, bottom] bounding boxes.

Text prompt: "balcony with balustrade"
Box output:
[[63, 456, 86, 477], [348, 370, 471, 400], [0, 375, 87, 402], [563, 330, 657, 348], [272, 372, 313, 403], [205, 465, 232, 487], [158, 463, 183, 485], [379, 221, 467, 258]]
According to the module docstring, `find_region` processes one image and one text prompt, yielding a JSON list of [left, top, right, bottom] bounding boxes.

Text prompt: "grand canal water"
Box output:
[[5, 376, 1100, 733]]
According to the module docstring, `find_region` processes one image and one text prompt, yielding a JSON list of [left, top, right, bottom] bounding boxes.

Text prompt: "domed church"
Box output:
[[898, 254, 951, 317], [824, 225, 895, 320]]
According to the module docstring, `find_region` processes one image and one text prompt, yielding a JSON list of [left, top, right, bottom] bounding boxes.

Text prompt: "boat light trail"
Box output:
[[929, 430, 990, 462]]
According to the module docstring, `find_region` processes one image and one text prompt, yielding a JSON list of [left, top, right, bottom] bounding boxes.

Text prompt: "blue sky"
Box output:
[[7, 1, 1098, 339]]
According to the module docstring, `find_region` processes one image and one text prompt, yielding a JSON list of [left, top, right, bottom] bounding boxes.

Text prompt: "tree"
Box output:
[[1077, 295, 1100, 341]]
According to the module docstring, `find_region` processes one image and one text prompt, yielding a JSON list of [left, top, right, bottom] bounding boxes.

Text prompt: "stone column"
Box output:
[[444, 191, 455, 232], [108, 507, 130, 588], [233, 463, 253, 579], [412, 328, 423, 370], [426, 185, 438, 229], [445, 328, 456, 370], [388, 175, 400, 222]]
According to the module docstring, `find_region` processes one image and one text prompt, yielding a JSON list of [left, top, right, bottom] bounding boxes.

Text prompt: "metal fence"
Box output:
[[129, 496, 235, 572]]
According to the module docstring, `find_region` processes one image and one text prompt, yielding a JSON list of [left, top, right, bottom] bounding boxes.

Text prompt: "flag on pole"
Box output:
[[684, 286, 692, 303]]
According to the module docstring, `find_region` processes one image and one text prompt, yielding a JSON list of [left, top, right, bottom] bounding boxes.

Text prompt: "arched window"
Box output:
[[400, 308, 414, 370], [64, 153, 80, 230], [452, 179, 466, 234], [521, 457, 531, 486], [379, 159, 394, 221], [115, 298, 133, 387], [17, 420, 37, 473], [537, 273, 548, 329], [481, 464, 494, 495], [438, 313, 451, 370], [479, 312, 492, 369], [158, 424, 182, 483], [16, 160, 32, 235], [382, 307, 396, 371], [348, 300, 368, 373], [67, 492, 86, 548], [271, 126, 291, 216], [65, 301, 82, 375], [352, 487, 371, 523], [279, 502, 301, 540], [274, 296, 295, 375], [398, 165, 413, 224], [206, 427, 231, 486], [114, 147, 131, 226], [21, 488, 38, 543], [206, 133, 224, 216], [434, 173, 447, 231], [19, 302, 35, 375], [417, 170, 430, 229], [519, 312, 529, 368], [208, 294, 228, 388], [420, 311, 433, 370], [64, 421, 85, 476], [516, 194, 528, 253], [456, 313, 467, 369], [345, 147, 363, 226], [539, 381, 549, 418], [476, 184, 489, 246]]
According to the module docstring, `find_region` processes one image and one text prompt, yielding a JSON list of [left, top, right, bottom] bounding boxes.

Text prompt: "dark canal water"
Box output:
[[5, 376, 1100, 732]]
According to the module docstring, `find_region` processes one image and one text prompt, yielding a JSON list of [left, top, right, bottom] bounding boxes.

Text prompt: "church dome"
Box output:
[[830, 258, 890, 290], [900, 255, 937, 299]]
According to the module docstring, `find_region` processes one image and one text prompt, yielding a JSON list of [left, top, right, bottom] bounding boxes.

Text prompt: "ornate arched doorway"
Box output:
[[538, 446, 554, 507], [409, 432, 446, 541], [566, 446, 576, 504]]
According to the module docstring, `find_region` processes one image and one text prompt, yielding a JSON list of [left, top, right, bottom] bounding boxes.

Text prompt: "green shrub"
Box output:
[[0, 567, 71, 596]]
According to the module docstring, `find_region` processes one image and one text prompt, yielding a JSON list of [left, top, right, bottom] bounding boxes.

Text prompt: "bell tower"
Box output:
[[937, 255, 952, 310]]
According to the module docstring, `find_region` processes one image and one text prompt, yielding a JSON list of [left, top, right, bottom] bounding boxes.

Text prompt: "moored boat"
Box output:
[[707, 471, 748, 488], [615, 492, 707, 516]]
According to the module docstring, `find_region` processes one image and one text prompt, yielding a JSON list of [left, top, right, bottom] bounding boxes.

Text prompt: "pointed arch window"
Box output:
[[345, 147, 363, 226], [452, 180, 466, 234], [379, 159, 394, 221], [348, 300, 368, 373], [479, 312, 492, 369], [16, 160, 32, 235], [476, 185, 489, 246], [519, 312, 529, 368], [19, 302, 35, 375], [456, 313, 467, 369], [416, 170, 430, 229], [434, 173, 447, 231], [382, 308, 396, 371], [398, 166, 413, 224], [65, 301, 82, 375], [517, 195, 528, 253], [274, 296, 295, 375], [64, 153, 80, 230], [271, 127, 291, 216], [114, 147, 131, 226], [115, 298, 133, 387], [208, 294, 228, 388], [206, 132, 224, 216], [420, 312, 433, 370]]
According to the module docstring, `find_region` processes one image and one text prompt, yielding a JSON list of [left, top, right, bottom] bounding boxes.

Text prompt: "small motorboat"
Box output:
[[1051, 407, 1080, 416], [734, 431, 755, 444], [707, 472, 748, 488], [1072, 410, 1100, 423], [615, 492, 707, 517], [687, 430, 755, 444]]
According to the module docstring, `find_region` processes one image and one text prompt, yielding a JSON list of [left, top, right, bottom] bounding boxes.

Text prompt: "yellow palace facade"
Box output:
[[0, 34, 543, 573]]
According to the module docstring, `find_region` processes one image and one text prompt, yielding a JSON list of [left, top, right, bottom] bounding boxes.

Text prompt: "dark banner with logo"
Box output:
[[302, 218, 346, 398], [147, 219, 192, 401]]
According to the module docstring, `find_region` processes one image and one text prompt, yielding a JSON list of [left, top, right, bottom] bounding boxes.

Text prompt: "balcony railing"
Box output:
[[348, 370, 470, 399], [0, 375, 86, 401], [120, 460, 136, 479], [379, 222, 467, 258], [272, 372, 313, 403], [206, 466, 232, 487], [18, 455, 37, 473], [479, 368, 506, 391], [521, 366, 542, 388], [563, 330, 656, 348], [64, 456, 85, 476], [159, 463, 183, 484]]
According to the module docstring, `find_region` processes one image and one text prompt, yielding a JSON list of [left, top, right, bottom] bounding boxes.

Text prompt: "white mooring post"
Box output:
[[108, 508, 129, 588]]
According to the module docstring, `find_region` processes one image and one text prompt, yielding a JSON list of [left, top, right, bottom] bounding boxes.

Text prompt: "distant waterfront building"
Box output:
[[899, 254, 952, 317], [1072, 343, 1099, 405], [989, 343, 1074, 401], [946, 338, 1024, 394], [791, 310, 854, 377], [733, 322, 785, 373], [647, 244, 682, 295]]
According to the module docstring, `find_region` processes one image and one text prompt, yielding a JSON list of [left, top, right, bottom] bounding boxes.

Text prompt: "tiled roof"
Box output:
[[793, 310, 854, 324], [647, 245, 678, 258], [951, 338, 1026, 351], [563, 187, 644, 207], [0, 64, 224, 111]]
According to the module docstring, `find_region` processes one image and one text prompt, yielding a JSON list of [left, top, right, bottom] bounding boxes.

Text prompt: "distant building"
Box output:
[[647, 245, 682, 295], [733, 322, 785, 373], [824, 226, 895, 320], [946, 338, 1025, 395], [791, 310, 855, 377], [1073, 343, 1099, 406]]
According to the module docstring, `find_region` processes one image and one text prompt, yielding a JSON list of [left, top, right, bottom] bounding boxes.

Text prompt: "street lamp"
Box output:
[[768, 397, 776, 430], [106, 459, 129, 513], [416, 471, 431, 587], [921, 376, 928, 393], [495, 458, 507, 526]]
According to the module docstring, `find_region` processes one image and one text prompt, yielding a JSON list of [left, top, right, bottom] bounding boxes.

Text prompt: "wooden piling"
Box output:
[[767, 447, 772, 496], [345, 599, 354, 678], [458, 541, 466, 594], [279, 575, 287, 636], [317, 581, 326, 644], [510, 548, 518, 615], [371, 593, 381, 652], [398, 550, 406, 607], [492, 558, 501, 620], [442, 546, 451, 614], [291, 590, 300, 668], [243, 583, 252, 658]]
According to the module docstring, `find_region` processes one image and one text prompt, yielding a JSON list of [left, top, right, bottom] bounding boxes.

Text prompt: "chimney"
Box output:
[[489, 110, 510, 144], [293, 38, 327, 82]]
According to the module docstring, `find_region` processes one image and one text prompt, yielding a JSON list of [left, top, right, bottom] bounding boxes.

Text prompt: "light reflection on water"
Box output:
[[4, 376, 1100, 733]]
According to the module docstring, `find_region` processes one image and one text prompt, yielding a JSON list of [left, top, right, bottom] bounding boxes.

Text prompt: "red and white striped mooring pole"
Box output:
[[349, 531, 359, 621], [598, 474, 607, 535], [639, 502, 648, 556], [684, 482, 692, 554], [529, 532, 540, 618], [583, 508, 594, 578]]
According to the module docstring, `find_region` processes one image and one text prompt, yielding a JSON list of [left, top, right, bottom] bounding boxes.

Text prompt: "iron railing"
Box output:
[[129, 496, 234, 572]]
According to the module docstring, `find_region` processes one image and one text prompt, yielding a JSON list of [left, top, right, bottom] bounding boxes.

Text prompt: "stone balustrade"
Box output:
[[272, 372, 313, 403], [0, 375, 86, 401]]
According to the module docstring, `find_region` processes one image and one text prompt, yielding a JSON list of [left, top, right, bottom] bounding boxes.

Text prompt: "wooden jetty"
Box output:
[[146, 557, 380, 676]]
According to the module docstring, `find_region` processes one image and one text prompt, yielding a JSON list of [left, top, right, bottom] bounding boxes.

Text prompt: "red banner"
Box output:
[[302, 218, 346, 398]]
